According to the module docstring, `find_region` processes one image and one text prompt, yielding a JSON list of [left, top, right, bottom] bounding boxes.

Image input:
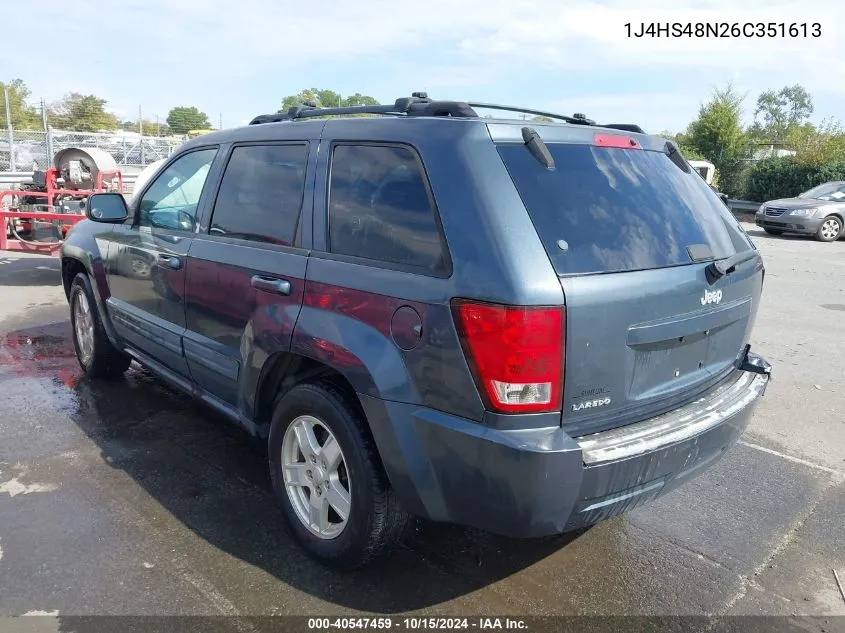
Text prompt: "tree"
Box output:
[[279, 89, 379, 113], [121, 118, 171, 136], [166, 106, 211, 134], [344, 93, 379, 107], [753, 84, 813, 142], [677, 142, 707, 162], [685, 85, 748, 163], [684, 85, 749, 196], [0, 78, 41, 129], [315, 90, 343, 108], [657, 130, 702, 159], [281, 89, 319, 111], [50, 93, 119, 132], [787, 119, 845, 165]]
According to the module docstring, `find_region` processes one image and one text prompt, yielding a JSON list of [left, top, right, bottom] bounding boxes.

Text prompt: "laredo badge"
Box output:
[[572, 397, 612, 412]]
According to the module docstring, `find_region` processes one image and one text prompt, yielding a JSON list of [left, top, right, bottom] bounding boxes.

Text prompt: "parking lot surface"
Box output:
[[0, 225, 843, 620]]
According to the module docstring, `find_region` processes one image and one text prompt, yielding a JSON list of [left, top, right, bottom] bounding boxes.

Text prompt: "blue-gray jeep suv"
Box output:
[[60, 94, 771, 569]]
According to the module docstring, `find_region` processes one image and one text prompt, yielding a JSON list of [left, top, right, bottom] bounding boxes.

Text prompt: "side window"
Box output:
[[138, 148, 217, 232], [328, 144, 447, 273], [209, 144, 308, 246]]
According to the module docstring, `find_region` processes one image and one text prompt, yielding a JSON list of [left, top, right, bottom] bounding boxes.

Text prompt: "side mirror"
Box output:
[[86, 192, 129, 223]]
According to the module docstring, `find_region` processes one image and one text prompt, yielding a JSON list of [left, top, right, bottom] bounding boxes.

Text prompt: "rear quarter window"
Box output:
[[498, 143, 750, 275], [327, 143, 449, 275]]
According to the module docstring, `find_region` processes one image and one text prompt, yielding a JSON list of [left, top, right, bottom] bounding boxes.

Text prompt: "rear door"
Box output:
[[183, 141, 312, 410], [495, 130, 762, 436]]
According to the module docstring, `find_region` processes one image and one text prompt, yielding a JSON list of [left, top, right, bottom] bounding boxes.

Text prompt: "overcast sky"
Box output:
[[2, 0, 842, 133]]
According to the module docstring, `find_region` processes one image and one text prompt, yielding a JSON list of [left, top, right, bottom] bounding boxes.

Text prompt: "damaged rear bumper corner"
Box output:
[[359, 353, 771, 539], [575, 365, 769, 466]]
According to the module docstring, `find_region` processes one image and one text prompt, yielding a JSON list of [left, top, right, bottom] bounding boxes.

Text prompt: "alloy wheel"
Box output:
[[281, 415, 351, 539], [73, 291, 95, 365], [821, 218, 841, 241]]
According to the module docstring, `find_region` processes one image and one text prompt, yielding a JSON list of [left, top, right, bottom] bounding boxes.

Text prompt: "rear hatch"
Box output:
[[495, 126, 763, 436]]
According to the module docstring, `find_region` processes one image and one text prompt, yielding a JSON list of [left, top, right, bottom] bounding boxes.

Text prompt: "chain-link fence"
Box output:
[[1, 126, 187, 172]]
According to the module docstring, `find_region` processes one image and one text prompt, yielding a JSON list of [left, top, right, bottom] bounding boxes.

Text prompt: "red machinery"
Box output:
[[1, 147, 123, 254]]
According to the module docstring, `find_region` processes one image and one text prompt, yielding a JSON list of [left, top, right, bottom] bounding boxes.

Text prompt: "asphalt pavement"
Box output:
[[0, 225, 843, 626]]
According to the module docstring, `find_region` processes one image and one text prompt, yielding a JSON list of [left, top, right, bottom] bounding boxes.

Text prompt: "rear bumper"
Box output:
[[361, 357, 770, 538], [756, 214, 823, 234]]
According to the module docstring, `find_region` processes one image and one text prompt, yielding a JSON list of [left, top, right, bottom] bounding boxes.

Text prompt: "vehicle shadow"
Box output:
[[4, 318, 587, 614], [0, 255, 62, 286]]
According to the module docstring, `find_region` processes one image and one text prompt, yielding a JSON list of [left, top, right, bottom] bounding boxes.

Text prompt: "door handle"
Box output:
[[251, 275, 292, 296], [157, 254, 183, 270]]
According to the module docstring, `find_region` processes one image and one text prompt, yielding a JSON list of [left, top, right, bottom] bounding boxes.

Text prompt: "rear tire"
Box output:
[[763, 228, 783, 236], [69, 273, 131, 379], [815, 215, 842, 242], [268, 381, 410, 570]]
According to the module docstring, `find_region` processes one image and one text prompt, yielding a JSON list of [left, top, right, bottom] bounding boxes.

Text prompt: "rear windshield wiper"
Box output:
[[521, 126, 555, 169], [706, 250, 759, 283], [664, 141, 691, 173]]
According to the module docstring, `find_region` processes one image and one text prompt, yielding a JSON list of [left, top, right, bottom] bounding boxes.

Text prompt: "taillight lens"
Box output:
[[593, 133, 642, 149], [451, 300, 565, 414]]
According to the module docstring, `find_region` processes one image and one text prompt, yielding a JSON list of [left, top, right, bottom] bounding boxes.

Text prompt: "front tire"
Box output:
[[816, 215, 842, 242], [69, 273, 131, 378], [268, 382, 409, 570]]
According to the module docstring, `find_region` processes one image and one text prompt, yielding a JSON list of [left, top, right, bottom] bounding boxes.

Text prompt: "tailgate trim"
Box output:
[[575, 369, 768, 465], [626, 297, 752, 346]]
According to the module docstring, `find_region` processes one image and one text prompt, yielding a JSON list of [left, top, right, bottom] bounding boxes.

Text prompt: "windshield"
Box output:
[[798, 182, 845, 201], [497, 143, 752, 276]]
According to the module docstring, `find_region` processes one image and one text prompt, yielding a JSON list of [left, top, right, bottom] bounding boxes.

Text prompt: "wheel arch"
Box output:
[[60, 248, 122, 348], [61, 256, 87, 300], [819, 212, 844, 241], [825, 211, 844, 225], [252, 351, 366, 433]]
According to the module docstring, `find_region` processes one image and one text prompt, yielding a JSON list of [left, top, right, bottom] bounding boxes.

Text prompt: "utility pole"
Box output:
[[219, 112, 223, 130], [41, 96, 55, 162], [40, 97, 53, 164], [156, 115, 160, 137], [139, 105, 145, 164], [4, 86, 15, 171]]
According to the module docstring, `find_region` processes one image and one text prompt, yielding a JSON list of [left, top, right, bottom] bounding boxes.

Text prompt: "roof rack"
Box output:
[[249, 93, 643, 132], [249, 93, 476, 125], [465, 102, 595, 126]]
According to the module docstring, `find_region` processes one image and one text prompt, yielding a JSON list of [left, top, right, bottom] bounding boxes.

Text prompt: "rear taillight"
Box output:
[[451, 300, 565, 414]]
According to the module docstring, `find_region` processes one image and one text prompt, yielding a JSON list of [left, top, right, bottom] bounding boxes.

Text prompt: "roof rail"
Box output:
[[249, 94, 605, 128], [466, 102, 595, 125], [249, 95, 478, 125], [600, 123, 646, 134], [250, 102, 405, 124]]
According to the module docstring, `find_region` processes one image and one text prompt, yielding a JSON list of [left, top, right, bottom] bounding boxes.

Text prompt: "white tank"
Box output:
[[53, 147, 120, 190]]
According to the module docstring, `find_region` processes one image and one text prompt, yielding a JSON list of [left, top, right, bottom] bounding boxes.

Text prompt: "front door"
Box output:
[[105, 147, 219, 377]]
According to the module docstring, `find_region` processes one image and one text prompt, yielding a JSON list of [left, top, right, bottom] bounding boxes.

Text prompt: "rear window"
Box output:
[[497, 143, 750, 275], [210, 144, 307, 246]]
